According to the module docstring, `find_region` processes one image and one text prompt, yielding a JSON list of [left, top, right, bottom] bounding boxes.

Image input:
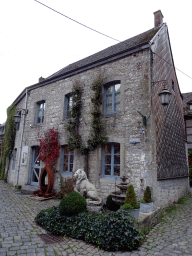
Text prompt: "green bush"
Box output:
[[35, 206, 67, 235], [124, 184, 139, 209], [35, 208, 140, 251], [143, 186, 152, 203], [86, 210, 140, 251], [59, 191, 87, 216], [106, 195, 120, 211], [120, 203, 133, 210]]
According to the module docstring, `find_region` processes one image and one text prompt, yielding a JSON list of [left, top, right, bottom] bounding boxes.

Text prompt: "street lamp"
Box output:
[[14, 113, 21, 124], [158, 88, 172, 105]]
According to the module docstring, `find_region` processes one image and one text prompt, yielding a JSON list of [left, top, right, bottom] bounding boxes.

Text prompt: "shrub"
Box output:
[[59, 191, 87, 216], [35, 206, 67, 235], [106, 195, 120, 211], [120, 203, 133, 210], [35, 208, 140, 251], [87, 210, 140, 251], [143, 186, 152, 203], [124, 184, 139, 209], [57, 176, 76, 199], [68, 212, 104, 240]]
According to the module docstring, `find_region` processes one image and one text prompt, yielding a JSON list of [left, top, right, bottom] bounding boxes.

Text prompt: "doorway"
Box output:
[[30, 147, 41, 186]]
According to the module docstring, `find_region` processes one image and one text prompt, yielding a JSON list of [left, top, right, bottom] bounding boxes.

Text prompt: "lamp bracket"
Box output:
[[137, 111, 150, 127], [152, 80, 167, 87], [19, 109, 28, 115]]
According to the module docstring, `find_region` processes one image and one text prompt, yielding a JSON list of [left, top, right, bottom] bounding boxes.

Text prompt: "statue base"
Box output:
[[87, 205, 103, 214]]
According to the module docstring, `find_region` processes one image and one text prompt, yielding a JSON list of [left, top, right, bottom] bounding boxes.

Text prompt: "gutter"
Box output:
[[16, 88, 28, 185]]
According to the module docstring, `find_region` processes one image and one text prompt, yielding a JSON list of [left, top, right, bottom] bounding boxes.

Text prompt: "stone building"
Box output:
[[6, 10, 189, 207], [183, 92, 192, 151]]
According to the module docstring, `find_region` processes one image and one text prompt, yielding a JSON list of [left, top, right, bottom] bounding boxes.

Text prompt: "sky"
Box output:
[[0, 0, 192, 124]]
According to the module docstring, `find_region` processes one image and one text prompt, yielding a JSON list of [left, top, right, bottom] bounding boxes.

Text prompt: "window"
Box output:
[[102, 143, 120, 177], [62, 146, 74, 174], [12, 149, 17, 170], [65, 94, 73, 119], [172, 80, 175, 91], [36, 101, 45, 124], [0, 125, 4, 135], [104, 81, 121, 114], [190, 104, 192, 111]]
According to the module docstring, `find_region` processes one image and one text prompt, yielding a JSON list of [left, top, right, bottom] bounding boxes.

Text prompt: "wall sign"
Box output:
[[129, 138, 140, 144], [20, 146, 28, 166]]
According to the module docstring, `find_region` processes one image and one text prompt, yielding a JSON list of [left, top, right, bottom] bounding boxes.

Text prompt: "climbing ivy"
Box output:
[[66, 74, 107, 154], [66, 82, 85, 153], [0, 104, 16, 180], [87, 74, 107, 151]]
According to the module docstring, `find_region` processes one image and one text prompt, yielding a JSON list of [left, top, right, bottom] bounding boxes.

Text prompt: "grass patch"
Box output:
[[165, 205, 177, 214], [177, 196, 188, 204], [53, 248, 58, 255]]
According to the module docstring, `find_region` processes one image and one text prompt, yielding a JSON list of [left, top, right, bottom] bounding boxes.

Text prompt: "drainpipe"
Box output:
[[16, 89, 28, 185]]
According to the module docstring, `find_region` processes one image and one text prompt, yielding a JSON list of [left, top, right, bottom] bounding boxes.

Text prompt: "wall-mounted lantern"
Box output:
[[14, 109, 28, 125], [14, 113, 21, 124], [158, 88, 172, 105]]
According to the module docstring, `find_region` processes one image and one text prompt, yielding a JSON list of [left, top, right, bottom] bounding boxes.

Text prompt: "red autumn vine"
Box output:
[[38, 128, 60, 168]]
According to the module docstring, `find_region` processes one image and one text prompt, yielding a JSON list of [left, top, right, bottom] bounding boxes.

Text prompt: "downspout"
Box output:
[[16, 89, 28, 185]]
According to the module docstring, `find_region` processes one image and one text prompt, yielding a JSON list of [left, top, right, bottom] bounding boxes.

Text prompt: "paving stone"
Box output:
[[2, 181, 192, 256]]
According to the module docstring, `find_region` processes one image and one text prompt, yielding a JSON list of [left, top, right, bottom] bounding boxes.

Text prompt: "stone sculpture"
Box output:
[[73, 169, 102, 205]]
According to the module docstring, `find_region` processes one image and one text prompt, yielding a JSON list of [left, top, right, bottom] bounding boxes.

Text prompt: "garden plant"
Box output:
[[140, 186, 152, 203], [123, 184, 139, 209], [35, 202, 141, 251]]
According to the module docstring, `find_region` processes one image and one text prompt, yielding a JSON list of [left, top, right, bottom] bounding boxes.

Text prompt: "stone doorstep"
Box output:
[[19, 185, 39, 195], [137, 207, 161, 232]]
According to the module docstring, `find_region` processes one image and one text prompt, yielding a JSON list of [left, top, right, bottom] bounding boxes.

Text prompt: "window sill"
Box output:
[[30, 123, 44, 128], [100, 177, 120, 183], [61, 172, 73, 177], [103, 112, 122, 118]]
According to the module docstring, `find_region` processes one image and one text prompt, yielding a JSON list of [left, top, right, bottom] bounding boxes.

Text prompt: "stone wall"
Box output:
[[11, 48, 156, 201], [151, 24, 189, 206]]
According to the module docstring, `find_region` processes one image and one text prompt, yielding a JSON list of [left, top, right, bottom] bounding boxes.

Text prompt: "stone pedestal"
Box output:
[[87, 205, 103, 214]]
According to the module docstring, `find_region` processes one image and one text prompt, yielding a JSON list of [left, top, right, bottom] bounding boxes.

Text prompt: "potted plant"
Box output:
[[121, 184, 140, 219], [140, 186, 154, 213]]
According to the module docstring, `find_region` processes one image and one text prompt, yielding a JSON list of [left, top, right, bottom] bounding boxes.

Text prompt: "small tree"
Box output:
[[143, 186, 152, 203], [38, 128, 60, 168], [124, 184, 139, 209]]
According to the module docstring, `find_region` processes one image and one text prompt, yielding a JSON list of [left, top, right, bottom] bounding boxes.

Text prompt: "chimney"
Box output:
[[39, 76, 45, 83], [153, 10, 164, 27]]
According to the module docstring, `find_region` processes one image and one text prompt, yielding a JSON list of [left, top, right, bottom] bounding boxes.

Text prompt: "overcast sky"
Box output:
[[0, 0, 192, 124]]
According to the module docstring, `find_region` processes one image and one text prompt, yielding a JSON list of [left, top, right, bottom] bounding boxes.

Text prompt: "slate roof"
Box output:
[[46, 26, 160, 80], [182, 92, 192, 106], [14, 25, 161, 105]]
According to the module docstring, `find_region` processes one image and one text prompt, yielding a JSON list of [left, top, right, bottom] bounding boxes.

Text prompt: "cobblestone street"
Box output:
[[0, 181, 192, 256]]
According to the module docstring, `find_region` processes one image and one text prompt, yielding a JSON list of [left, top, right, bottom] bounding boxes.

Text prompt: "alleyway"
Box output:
[[0, 181, 192, 256]]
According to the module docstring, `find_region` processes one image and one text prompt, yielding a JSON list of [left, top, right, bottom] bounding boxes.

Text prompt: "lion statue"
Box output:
[[73, 169, 102, 205]]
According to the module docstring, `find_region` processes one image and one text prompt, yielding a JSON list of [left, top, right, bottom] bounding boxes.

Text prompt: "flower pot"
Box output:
[[140, 202, 154, 213], [128, 208, 140, 219]]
